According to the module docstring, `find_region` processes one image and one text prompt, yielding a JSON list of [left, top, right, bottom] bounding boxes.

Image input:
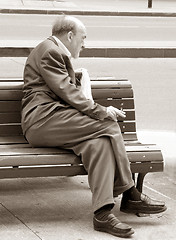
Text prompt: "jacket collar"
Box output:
[[48, 36, 58, 45], [47, 36, 71, 59]]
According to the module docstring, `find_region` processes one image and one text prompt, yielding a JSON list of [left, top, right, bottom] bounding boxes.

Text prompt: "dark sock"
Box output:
[[123, 186, 141, 201], [94, 204, 114, 221]]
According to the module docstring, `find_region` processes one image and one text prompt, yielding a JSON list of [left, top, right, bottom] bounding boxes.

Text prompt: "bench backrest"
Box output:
[[0, 77, 137, 143]]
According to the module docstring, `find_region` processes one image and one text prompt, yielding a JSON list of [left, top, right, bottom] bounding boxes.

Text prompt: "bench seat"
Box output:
[[0, 77, 164, 192]]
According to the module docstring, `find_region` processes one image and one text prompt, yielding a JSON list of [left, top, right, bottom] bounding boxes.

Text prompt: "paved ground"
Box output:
[[0, 1, 176, 239], [1, 0, 176, 15], [0, 171, 175, 240]]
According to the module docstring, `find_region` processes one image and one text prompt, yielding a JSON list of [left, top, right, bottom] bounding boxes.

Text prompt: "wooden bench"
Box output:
[[0, 77, 164, 192]]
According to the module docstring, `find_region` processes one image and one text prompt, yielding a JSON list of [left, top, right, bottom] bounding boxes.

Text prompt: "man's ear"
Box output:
[[67, 31, 74, 42]]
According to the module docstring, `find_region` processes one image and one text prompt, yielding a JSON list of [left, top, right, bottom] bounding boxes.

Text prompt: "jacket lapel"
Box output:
[[47, 36, 77, 85]]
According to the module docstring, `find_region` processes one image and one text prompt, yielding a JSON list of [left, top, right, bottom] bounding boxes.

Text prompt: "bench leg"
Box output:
[[132, 172, 147, 193], [136, 173, 147, 193]]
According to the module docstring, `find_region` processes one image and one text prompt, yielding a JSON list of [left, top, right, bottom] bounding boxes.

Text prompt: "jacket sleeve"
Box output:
[[40, 48, 108, 120]]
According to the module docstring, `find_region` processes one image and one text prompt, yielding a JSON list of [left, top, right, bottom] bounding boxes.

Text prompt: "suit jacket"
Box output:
[[21, 36, 108, 135]]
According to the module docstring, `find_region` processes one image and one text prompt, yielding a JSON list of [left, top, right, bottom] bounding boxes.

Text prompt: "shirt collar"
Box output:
[[52, 35, 71, 59]]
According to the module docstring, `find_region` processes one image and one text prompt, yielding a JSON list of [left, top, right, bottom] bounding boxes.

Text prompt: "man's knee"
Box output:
[[88, 136, 112, 153]]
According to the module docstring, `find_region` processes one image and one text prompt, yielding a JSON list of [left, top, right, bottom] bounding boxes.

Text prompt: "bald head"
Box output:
[[52, 15, 86, 37], [52, 15, 87, 59]]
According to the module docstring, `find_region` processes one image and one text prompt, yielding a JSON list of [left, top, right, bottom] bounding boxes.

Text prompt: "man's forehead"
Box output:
[[77, 27, 87, 37]]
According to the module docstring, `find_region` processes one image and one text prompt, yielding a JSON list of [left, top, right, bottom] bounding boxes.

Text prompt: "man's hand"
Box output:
[[106, 106, 126, 122]]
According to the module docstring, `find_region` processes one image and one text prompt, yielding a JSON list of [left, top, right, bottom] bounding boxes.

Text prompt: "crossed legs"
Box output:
[[26, 107, 134, 211]]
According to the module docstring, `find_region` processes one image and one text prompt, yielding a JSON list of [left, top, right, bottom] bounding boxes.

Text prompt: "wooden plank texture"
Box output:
[[0, 77, 128, 82], [0, 124, 22, 135], [130, 162, 163, 173], [127, 151, 163, 162], [0, 110, 135, 123], [0, 134, 138, 144], [91, 81, 131, 88], [0, 143, 160, 151], [0, 90, 23, 100], [0, 162, 163, 179], [0, 101, 21, 112], [0, 82, 23, 89], [0, 78, 24, 82], [0, 121, 136, 135], [0, 147, 72, 155], [0, 143, 163, 167], [0, 154, 80, 167], [0, 99, 135, 112], [0, 89, 133, 101], [0, 165, 87, 179], [92, 88, 133, 99], [0, 135, 27, 144], [0, 113, 21, 123], [96, 99, 134, 109], [0, 151, 163, 167], [0, 80, 131, 90]]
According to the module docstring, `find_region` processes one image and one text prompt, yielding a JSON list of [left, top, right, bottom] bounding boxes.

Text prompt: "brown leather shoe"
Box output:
[[93, 213, 134, 238], [120, 193, 167, 214]]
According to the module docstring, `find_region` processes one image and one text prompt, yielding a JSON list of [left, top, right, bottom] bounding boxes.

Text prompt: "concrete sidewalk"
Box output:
[[1, 0, 176, 16], [0, 128, 175, 240]]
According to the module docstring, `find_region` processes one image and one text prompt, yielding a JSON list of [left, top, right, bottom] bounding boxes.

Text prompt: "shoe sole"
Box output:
[[94, 226, 134, 238], [120, 205, 167, 214]]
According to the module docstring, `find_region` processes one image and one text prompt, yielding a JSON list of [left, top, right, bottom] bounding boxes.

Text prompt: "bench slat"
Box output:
[[0, 122, 136, 135], [0, 78, 24, 82], [130, 162, 163, 173], [96, 99, 134, 109], [0, 162, 164, 179], [0, 125, 22, 135], [91, 81, 132, 88], [0, 133, 138, 144], [0, 82, 23, 90], [0, 143, 157, 150], [91, 77, 128, 81], [0, 80, 132, 89], [0, 147, 73, 156], [0, 90, 23, 100], [0, 136, 27, 144], [125, 144, 161, 152], [0, 77, 128, 82], [0, 149, 163, 167], [0, 99, 134, 113], [128, 151, 163, 162], [0, 144, 162, 156], [0, 89, 133, 101], [0, 110, 135, 123], [0, 77, 126, 82], [92, 89, 133, 99], [0, 144, 31, 148], [0, 165, 87, 179], [0, 154, 79, 167], [0, 113, 21, 123], [0, 101, 21, 112]]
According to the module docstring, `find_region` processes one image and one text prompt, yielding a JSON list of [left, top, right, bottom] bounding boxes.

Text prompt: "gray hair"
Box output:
[[52, 15, 84, 36]]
